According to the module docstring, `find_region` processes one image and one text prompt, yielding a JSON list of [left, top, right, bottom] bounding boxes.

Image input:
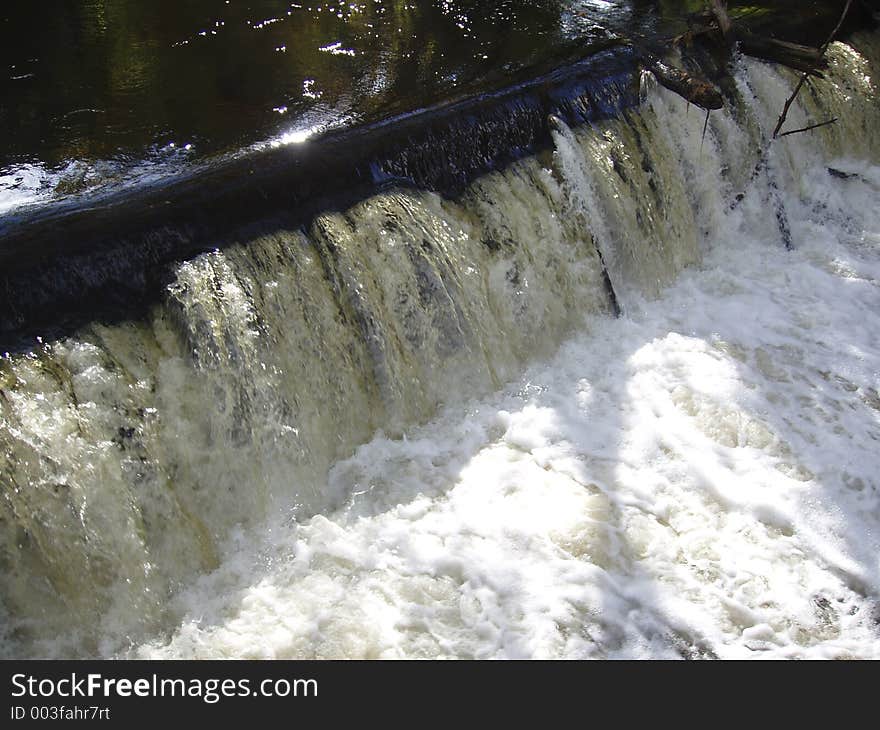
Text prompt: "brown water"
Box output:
[[2, 2, 607, 165], [0, 1, 715, 211], [2, 1, 859, 213]]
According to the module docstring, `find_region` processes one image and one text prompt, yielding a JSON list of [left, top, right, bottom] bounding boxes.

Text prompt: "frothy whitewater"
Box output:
[[2, 37, 880, 659]]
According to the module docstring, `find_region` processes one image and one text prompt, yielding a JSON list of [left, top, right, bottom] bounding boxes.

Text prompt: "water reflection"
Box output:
[[4, 2, 565, 167], [0, 1, 710, 210]]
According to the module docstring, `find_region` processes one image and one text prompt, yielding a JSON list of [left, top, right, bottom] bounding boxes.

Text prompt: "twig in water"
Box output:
[[772, 74, 811, 139], [700, 109, 711, 157], [778, 118, 838, 137]]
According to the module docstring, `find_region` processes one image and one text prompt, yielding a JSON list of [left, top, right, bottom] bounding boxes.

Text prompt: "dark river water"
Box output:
[[0, 2, 689, 205], [0, 1, 824, 212]]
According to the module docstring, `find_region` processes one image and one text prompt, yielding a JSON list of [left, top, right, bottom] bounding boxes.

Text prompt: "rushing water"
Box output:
[[1, 28, 880, 657]]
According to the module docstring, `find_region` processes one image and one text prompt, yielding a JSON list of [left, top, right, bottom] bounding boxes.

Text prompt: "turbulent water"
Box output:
[[1, 34, 879, 659]]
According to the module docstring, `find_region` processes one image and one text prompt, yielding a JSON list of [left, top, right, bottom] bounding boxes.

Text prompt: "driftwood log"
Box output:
[[628, 1, 850, 113], [675, 1, 838, 79], [645, 57, 724, 110], [738, 32, 828, 76]]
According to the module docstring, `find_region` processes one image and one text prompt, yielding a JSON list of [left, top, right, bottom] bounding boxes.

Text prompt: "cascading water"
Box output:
[[1, 32, 879, 659]]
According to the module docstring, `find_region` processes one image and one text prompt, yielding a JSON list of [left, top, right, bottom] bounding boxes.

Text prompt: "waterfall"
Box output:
[[1, 32, 878, 658]]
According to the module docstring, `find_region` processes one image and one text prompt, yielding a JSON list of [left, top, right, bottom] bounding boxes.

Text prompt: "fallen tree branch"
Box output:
[[738, 31, 828, 75], [820, 0, 858, 54], [777, 117, 838, 137], [675, 3, 832, 77], [772, 74, 811, 139], [772, 0, 853, 139], [645, 57, 723, 110]]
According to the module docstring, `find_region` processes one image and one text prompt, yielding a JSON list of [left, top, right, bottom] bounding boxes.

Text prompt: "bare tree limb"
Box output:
[[777, 118, 838, 137], [772, 0, 853, 139], [818, 0, 857, 55], [772, 74, 811, 139]]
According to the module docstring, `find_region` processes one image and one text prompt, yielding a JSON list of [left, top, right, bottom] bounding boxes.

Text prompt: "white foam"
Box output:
[[3, 36, 879, 660], [137, 155, 880, 659]]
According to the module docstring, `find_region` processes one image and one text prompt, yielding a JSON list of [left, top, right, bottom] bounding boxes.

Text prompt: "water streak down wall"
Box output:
[[0, 32, 878, 657]]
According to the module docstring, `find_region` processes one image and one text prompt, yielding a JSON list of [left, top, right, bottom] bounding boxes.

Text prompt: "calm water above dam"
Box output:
[[0, 0, 827, 212], [2, 1, 649, 168]]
